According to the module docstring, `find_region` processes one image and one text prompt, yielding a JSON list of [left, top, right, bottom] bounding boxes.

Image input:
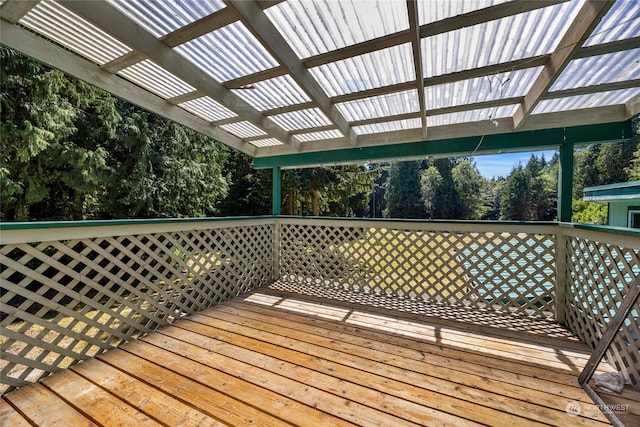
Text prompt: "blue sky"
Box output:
[[471, 150, 558, 179]]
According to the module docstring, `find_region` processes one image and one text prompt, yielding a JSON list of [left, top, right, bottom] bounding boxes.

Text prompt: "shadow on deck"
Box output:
[[2, 281, 639, 426]]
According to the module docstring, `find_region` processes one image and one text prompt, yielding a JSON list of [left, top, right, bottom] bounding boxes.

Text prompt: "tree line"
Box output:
[[2, 48, 639, 222]]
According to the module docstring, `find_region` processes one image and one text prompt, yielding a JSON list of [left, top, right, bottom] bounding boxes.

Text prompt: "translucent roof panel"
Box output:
[[418, 0, 511, 25], [533, 88, 640, 114], [421, 1, 581, 77], [425, 67, 542, 110], [118, 60, 196, 99], [338, 90, 420, 122], [106, 0, 225, 38], [294, 130, 345, 143], [268, 108, 333, 131], [265, 0, 409, 59], [178, 97, 237, 122], [20, 1, 131, 65], [220, 121, 267, 139], [353, 118, 422, 135], [551, 49, 640, 91], [176, 22, 279, 82], [427, 105, 519, 127], [249, 138, 284, 148], [584, 0, 640, 46], [310, 43, 415, 97], [231, 75, 311, 111]]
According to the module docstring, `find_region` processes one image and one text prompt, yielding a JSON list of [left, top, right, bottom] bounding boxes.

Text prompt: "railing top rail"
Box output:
[[0, 216, 276, 244], [275, 216, 560, 234], [559, 222, 640, 249]]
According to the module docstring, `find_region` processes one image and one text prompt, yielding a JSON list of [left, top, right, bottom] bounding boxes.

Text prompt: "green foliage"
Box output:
[[572, 199, 608, 225], [217, 150, 271, 216], [101, 107, 228, 218], [1, 48, 228, 220], [385, 161, 426, 218], [500, 165, 532, 220], [282, 165, 374, 216], [451, 159, 488, 220]]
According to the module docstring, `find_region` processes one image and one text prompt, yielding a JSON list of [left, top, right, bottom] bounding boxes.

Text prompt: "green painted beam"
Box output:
[[272, 166, 281, 215], [558, 141, 574, 222], [254, 121, 633, 169]]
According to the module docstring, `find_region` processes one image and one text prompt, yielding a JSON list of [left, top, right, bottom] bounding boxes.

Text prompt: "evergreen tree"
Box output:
[[217, 150, 271, 216], [500, 165, 532, 220], [451, 159, 488, 219], [0, 47, 119, 220], [385, 161, 426, 218]]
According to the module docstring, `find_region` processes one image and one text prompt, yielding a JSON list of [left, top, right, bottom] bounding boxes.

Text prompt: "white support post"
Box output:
[[554, 230, 568, 325]]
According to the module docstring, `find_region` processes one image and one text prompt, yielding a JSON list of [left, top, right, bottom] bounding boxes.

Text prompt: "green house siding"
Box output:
[[584, 181, 640, 228]]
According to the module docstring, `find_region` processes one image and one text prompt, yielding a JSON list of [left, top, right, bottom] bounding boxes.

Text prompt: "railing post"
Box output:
[[554, 227, 567, 324], [272, 166, 281, 216], [272, 217, 281, 282], [558, 140, 574, 223]]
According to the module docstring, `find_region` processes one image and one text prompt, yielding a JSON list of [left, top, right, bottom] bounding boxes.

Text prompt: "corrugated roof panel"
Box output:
[[249, 138, 284, 147], [353, 118, 422, 135], [269, 108, 332, 131], [309, 43, 415, 97], [220, 121, 267, 139], [264, 0, 409, 59], [178, 96, 237, 122], [118, 60, 196, 99], [427, 105, 518, 127], [425, 67, 541, 109], [20, 1, 131, 65], [417, 0, 511, 25], [533, 88, 640, 114], [231, 75, 311, 111], [106, 0, 225, 38], [294, 130, 344, 142], [551, 49, 640, 91], [584, 0, 640, 46], [337, 90, 420, 122], [421, 1, 581, 77], [175, 22, 278, 82]]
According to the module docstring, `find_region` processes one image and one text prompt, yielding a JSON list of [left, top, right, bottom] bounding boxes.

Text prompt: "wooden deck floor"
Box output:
[[2, 282, 639, 426]]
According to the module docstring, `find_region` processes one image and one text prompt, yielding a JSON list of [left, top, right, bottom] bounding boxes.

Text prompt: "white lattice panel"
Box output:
[[278, 222, 556, 319], [564, 234, 640, 389], [0, 223, 273, 394]]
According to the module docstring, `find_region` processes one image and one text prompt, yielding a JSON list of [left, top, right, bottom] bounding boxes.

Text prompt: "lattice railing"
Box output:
[[563, 225, 640, 390], [277, 218, 558, 319], [3, 216, 639, 396], [0, 218, 273, 394]]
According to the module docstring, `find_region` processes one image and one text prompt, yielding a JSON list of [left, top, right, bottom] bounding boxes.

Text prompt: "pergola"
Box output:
[[1, 0, 639, 218], [3, 2, 640, 425]]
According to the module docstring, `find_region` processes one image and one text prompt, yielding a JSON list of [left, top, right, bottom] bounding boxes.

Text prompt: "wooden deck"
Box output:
[[2, 282, 639, 426]]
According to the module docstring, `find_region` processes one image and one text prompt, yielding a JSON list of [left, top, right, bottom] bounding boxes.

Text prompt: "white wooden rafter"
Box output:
[[59, 0, 299, 151], [512, 0, 615, 129], [224, 0, 357, 146]]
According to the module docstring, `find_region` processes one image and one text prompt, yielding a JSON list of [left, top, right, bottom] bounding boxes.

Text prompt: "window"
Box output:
[[628, 208, 640, 229]]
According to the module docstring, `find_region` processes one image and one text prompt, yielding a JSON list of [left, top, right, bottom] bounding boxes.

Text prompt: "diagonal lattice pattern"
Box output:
[[0, 224, 273, 394], [279, 224, 556, 319], [564, 235, 640, 389]]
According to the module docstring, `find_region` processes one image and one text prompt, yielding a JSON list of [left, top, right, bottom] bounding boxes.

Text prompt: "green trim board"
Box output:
[[583, 180, 640, 202], [0, 216, 275, 231], [253, 121, 633, 169]]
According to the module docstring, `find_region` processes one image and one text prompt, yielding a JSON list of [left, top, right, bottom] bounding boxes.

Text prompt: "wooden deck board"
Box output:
[[3, 284, 637, 426]]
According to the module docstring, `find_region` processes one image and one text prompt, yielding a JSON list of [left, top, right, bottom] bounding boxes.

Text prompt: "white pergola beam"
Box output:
[[225, 0, 356, 146], [512, 0, 614, 129], [407, 0, 427, 139], [59, 0, 298, 151], [0, 20, 255, 157]]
